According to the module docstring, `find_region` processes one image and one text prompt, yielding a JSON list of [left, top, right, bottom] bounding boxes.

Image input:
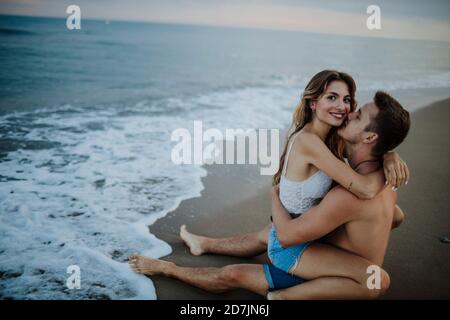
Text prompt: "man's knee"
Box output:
[[220, 265, 246, 287], [367, 269, 390, 299], [393, 212, 404, 229], [392, 206, 405, 229], [256, 224, 271, 246], [379, 269, 391, 295]]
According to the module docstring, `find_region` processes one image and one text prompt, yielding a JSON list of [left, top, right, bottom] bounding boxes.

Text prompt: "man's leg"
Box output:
[[180, 223, 271, 257], [128, 255, 269, 296]]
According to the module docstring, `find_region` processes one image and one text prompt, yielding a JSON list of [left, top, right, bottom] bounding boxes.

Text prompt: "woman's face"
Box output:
[[311, 80, 352, 127]]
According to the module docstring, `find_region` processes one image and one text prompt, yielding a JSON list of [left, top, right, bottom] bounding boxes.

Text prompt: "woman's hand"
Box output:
[[383, 151, 410, 189]]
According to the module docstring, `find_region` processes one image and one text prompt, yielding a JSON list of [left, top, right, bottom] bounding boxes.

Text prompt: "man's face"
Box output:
[[338, 102, 379, 143]]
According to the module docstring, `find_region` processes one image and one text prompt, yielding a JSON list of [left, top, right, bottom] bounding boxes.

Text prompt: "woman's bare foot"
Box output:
[[180, 224, 206, 256], [128, 254, 175, 276]]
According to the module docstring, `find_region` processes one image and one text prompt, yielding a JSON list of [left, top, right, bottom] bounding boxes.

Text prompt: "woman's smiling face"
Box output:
[[311, 80, 352, 127]]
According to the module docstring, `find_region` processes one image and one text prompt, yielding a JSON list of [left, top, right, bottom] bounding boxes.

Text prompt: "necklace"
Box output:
[[353, 159, 381, 171]]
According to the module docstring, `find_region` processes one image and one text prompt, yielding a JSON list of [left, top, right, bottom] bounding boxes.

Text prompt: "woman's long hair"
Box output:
[[272, 70, 357, 186]]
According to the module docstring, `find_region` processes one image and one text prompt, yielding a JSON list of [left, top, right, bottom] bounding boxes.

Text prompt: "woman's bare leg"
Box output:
[[128, 255, 269, 296], [268, 275, 389, 300], [283, 243, 390, 299], [180, 223, 271, 257]]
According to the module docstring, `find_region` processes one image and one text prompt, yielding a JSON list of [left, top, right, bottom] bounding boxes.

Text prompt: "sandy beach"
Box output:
[[148, 98, 450, 300]]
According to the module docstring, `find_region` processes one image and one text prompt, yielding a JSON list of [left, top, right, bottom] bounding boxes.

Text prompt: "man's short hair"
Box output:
[[366, 91, 411, 157]]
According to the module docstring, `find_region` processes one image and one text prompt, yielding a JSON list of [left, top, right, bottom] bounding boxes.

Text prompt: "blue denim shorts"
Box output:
[[267, 225, 312, 274]]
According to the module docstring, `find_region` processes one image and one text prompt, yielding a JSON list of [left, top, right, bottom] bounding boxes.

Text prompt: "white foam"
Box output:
[[2, 83, 295, 299], [0, 106, 208, 299]]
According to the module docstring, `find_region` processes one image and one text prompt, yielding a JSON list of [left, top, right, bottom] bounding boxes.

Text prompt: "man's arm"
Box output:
[[272, 186, 360, 247]]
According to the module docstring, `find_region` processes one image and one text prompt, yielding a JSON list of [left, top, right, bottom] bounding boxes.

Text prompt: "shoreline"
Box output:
[[148, 96, 450, 299]]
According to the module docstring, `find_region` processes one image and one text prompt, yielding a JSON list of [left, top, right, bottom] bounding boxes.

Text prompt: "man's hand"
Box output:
[[383, 151, 410, 190]]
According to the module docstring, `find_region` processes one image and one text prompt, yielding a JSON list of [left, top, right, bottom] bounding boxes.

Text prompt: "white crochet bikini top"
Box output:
[[279, 131, 333, 215]]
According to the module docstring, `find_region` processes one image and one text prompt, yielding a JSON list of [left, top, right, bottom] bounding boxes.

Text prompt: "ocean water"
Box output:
[[0, 15, 449, 299]]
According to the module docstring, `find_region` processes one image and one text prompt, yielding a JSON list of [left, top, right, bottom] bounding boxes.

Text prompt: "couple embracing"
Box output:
[[129, 70, 411, 299]]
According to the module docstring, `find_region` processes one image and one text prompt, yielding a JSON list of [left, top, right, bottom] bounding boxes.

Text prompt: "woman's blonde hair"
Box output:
[[272, 70, 357, 186]]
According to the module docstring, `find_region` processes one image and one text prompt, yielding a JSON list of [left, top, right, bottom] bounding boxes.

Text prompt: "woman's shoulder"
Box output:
[[289, 130, 324, 170], [293, 130, 324, 151]]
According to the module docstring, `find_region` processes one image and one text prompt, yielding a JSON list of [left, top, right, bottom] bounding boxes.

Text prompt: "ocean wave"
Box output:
[[357, 71, 450, 91], [262, 71, 450, 92], [0, 104, 207, 299], [0, 81, 297, 299], [0, 28, 35, 36]]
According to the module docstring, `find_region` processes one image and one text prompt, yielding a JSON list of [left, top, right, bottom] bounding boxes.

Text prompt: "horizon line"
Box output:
[[2, 13, 449, 44]]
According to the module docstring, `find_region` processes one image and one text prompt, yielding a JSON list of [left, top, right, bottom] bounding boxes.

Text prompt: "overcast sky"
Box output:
[[1, 0, 449, 41]]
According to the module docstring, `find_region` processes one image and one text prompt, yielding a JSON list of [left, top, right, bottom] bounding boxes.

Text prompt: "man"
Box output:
[[129, 91, 410, 299]]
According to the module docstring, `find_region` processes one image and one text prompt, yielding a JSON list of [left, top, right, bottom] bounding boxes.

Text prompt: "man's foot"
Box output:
[[128, 254, 175, 276], [180, 224, 206, 256]]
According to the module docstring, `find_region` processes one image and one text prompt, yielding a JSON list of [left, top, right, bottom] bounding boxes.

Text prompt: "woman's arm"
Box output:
[[299, 133, 406, 199]]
